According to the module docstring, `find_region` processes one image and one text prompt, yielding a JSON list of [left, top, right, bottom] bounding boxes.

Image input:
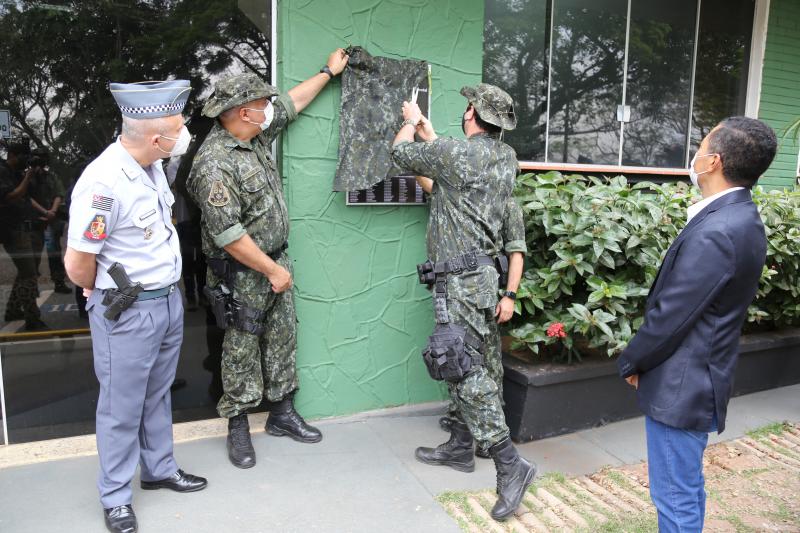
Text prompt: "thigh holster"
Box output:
[[422, 323, 484, 382]]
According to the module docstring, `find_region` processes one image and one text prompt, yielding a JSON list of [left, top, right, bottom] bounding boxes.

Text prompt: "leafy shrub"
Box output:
[[507, 172, 800, 361]]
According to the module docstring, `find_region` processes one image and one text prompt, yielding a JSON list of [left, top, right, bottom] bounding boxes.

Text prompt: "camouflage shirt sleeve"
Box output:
[[391, 138, 469, 189], [502, 197, 527, 254], [187, 158, 246, 249], [258, 93, 298, 145]]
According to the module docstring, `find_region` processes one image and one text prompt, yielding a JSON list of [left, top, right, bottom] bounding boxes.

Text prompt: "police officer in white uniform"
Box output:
[[65, 80, 207, 533]]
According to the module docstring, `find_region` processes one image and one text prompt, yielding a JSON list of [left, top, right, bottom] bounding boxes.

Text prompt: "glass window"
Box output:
[[547, 0, 627, 165], [483, 0, 756, 169], [690, 0, 755, 153], [483, 0, 550, 161], [621, 0, 697, 167], [0, 0, 270, 444]]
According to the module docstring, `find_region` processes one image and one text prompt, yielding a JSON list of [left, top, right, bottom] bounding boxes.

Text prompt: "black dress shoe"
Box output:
[[141, 469, 207, 492], [265, 397, 322, 443], [104, 504, 137, 533]]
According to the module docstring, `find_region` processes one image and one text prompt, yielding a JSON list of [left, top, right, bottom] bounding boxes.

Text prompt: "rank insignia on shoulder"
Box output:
[[83, 214, 108, 241], [208, 180, 230, 207]]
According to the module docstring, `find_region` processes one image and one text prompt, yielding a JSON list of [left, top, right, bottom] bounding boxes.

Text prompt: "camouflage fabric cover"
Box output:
[[333, 46, 429, 192]]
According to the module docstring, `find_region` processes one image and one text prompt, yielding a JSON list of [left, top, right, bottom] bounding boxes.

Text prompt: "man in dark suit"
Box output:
[[617, 116, 777, 533]]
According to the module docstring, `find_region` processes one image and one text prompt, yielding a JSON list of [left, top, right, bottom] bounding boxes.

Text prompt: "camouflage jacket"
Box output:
[[186, 93, 297, 259], [391, 133, 518, 263], [502, 196, 526, 255]]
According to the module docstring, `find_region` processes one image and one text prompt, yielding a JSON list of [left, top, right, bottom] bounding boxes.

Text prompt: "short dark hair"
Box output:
[[470, 106, 501, 135], [707, 116, 777, 188]]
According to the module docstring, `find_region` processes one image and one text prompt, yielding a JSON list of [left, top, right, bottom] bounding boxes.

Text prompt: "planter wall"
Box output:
[[503, 328, 800, 443]]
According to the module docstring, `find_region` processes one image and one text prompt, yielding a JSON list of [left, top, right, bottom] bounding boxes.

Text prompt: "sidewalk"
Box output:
[[1, 384, 798, 533]]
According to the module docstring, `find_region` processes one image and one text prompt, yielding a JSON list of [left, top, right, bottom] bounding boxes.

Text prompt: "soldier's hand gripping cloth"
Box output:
[[333, 46, 429, 192]]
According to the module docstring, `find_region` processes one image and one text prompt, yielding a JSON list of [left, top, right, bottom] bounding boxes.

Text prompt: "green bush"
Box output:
[[507, 172, 800, 362]]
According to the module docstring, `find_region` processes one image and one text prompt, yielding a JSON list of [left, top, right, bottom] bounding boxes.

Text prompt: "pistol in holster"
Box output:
[[102, 262, 144, 320]]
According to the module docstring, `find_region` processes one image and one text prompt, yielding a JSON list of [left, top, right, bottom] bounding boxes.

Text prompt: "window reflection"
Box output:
[[547, 0, 627, 165], [483, 0, 550, 161], [622, 0, 696, 168], [0, 0, 269, 443], [690, 0, 755, 155]]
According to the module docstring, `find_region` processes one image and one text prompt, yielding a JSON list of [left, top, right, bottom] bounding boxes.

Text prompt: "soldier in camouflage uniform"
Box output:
[[392, 83, 536, 521], [186, 49, 349, 469], [437, 196, 527, 457]]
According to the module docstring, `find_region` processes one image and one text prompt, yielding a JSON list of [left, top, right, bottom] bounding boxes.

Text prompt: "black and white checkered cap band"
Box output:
[[118, 101, 184, 115]]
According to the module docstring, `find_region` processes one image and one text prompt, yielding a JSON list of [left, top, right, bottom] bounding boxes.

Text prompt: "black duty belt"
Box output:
[[416, 250, 496, 325]]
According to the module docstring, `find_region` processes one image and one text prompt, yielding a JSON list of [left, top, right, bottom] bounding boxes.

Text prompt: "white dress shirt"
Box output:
[[686, 187, 745, 223]]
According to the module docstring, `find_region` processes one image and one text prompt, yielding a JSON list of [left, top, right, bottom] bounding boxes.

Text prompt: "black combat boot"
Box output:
[[439, 415, 456, 432], [265, 397, 322, 443], [227, 414, 256, 469], [415, 419, 475, 472], [489, 437, 537, 520], [439, 416, 490, 459]]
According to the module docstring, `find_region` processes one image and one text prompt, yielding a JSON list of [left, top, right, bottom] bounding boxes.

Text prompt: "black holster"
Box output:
[[206, 255, 272, 337], [102, 262, 143, 320], [422, 324, 484, 382]]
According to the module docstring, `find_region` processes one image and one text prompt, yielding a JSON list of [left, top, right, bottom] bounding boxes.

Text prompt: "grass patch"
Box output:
[[577, 512, 658, 533], [724, 514, 755, 533], [603, 470, 651, 504], [765, 502, 796, 523], [747, 421, 790, 440], [740, 467, 770, 478]]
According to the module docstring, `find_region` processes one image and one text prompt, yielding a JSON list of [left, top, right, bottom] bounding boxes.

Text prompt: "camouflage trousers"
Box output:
[[212, 254, 299, 419], [447, 317, 503, 417], [443, 297, 510, 449]]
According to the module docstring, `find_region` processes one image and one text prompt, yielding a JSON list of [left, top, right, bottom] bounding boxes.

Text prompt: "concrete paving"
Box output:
[[0, 383, 797, 533]]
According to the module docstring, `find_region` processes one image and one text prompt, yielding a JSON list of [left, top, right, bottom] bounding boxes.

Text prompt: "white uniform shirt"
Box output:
[[68, 138, 182, 290]]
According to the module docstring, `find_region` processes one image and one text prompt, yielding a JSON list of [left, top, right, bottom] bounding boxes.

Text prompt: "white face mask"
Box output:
[[157, 126, 191, 157], [243, 103, 274, 131], [689, 152, 717, 188]]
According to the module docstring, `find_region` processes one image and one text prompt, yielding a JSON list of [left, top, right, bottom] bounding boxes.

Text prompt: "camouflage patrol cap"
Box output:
[[460, 83, 517, 131], [202, 73, 279, 118]]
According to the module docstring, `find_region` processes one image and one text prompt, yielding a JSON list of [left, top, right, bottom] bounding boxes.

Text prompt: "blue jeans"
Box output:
[[645, 416, 716, 533]]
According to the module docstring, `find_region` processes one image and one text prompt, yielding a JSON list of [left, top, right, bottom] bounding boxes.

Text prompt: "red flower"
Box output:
[[546, 322, 567, 338]]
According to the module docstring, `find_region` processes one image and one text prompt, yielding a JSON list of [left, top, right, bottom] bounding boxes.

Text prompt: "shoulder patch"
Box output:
[[208, 180, 231, 207], [91, 194, 114, 211], [83, 214, 109, 241]]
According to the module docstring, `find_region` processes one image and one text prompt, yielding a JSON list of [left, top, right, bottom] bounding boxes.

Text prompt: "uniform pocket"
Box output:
[[241, 167, 266, 193], [450, 267, 498, 310]]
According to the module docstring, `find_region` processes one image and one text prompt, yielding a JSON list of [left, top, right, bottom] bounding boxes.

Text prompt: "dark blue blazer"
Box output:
[[617, 189, 766, 433]]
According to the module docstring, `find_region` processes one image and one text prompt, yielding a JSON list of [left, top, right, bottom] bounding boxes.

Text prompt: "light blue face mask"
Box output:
[[689, 152, 718, 188]]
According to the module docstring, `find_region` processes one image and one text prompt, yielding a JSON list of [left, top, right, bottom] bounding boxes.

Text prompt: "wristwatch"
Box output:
[[400, 118, 419, 129], [503, 291, 517, 301], [319, 66, 334, 79]]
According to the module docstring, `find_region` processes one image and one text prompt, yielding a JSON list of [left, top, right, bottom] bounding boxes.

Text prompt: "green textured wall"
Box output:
[[277, 0, 484, 419], [758, 0, 800, 189]]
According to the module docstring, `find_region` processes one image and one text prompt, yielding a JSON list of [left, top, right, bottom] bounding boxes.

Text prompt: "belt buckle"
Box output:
[[168, 285, 175, 294]]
